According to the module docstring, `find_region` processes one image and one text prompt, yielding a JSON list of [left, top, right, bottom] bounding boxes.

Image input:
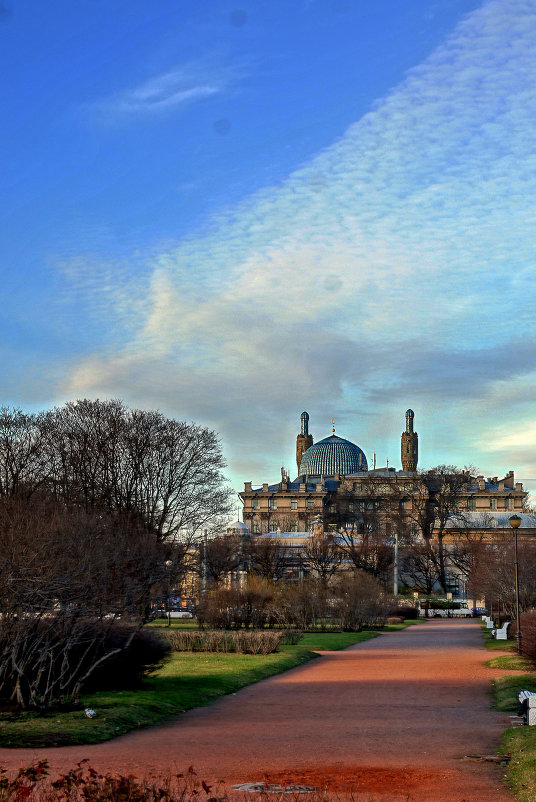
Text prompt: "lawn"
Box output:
[[482, 625, 536, 802], [0, 628, 382, 748]]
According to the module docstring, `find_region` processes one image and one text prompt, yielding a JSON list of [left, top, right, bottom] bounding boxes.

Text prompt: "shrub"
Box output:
[[196, 581, 276, 630], [519, 611, 536, 667], [83, 625, 171, 692], [281, 630, 304, 645], [331, 572, 388, 631], [387, 605, 419, 620], [0, 760, 220, 801], [162, 629, 284, 654], [0, 621, 170, 709]]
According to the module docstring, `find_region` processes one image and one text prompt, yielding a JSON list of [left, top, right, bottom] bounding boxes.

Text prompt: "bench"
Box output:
[[482, 616, 494, 629], [518, 690, 536, 725], [490, 621, 510, 640]]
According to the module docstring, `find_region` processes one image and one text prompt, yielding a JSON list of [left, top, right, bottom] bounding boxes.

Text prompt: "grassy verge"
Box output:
[[482, 623, 536, 802], [494, 674, 536, 802], [0, 629, 380, 748]]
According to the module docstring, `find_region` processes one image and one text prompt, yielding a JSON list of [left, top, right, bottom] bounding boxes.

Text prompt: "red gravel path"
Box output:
[[0, 620, 515, 800]]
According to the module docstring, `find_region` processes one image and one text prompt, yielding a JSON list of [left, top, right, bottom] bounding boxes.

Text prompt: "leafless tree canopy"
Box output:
[[0, 401, 232, 709], [35, 400, 232, 540]]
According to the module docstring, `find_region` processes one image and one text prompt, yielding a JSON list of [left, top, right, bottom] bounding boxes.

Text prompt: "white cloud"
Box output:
[[60, 0, 536, 488], [94, 59, 240, 118]]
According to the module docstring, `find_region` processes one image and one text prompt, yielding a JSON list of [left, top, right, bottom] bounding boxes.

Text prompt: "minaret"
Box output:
[[401, 409, 418, 472], [296, 411, 313, 473]]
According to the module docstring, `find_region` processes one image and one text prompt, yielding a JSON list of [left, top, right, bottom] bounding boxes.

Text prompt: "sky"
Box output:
[[2, 0, 536, 500]]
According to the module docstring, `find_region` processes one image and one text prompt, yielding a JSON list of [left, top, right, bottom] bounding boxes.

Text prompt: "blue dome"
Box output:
[[299, 435, 368, 476]]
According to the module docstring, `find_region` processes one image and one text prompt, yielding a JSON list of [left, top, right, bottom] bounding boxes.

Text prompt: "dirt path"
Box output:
[[0, 620, 516, 800]]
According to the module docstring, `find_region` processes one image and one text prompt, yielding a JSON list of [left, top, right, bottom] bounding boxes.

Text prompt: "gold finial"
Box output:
[[332, 418, 335, 434]]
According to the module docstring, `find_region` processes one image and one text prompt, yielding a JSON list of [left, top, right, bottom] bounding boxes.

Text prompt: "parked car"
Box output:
[[169, 610, 193, 619]]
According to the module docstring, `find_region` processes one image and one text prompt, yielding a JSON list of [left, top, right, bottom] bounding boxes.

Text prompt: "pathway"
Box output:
[[0, 620, 515, 800]]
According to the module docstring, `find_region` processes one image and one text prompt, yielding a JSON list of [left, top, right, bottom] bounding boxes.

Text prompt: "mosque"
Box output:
[[239, 410, 527, 537]]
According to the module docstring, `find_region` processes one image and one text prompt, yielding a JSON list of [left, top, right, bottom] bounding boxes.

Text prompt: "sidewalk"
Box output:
[[0, 620, 514, 800]]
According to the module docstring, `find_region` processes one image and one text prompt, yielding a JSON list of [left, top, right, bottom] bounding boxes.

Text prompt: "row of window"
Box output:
[[251, 495, 515, 512], [467, 496, 515, 511], [251, 520, 301, 533], [251, 498, 315, 510]]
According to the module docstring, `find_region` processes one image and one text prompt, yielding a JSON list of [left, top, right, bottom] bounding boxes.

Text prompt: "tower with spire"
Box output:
[[401, 409, 418, 472], [296, 411, 314, 473]]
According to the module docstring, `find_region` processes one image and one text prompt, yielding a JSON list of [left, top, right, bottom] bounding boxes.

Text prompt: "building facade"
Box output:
[[240, 410, 527, 536]]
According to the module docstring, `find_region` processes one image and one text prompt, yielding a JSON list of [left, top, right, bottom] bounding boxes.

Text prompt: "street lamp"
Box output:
[[509, 514, 522, 654], [165, 559, 173, 627]]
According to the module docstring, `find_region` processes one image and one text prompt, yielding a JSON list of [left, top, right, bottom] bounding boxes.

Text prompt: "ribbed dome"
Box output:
[[299, 435, 368, 476]]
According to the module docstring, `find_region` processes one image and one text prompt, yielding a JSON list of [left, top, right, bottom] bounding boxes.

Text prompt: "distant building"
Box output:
[[240, 410, 526, 536]]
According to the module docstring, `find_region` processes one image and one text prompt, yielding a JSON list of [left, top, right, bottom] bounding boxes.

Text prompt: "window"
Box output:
[[291, 498, 297, 510], [252, 519, 260, 533], [269, 498, 277, 510], [269, 521, 277, 532], [507, 496, 514, 511], [467, 496, 476, 510], [489, 498, 497, 510], [306, 499, 314, 509], [252, 497, 259, 510], [290, 521, 298, 532]]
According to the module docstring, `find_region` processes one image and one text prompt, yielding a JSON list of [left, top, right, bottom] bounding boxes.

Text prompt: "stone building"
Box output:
[[240, 410, 527, 537]]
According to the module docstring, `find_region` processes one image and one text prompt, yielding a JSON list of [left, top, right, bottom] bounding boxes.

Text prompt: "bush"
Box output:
[[162, 629, 283, 655], [196, 582, 275, 630], [281, 630, 304, 645], [0, 760, 219, 801], [0, 621, 170, 709], [83, 625, 171, 692], [331, 572, 388, 631], [519, 612, 536, 667], [387, 605, 419, 620]]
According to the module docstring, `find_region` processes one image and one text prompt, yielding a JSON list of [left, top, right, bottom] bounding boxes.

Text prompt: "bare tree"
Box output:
[[0, 406, 43, 498], [201, 535, 243, 586], [401, 542, 441, 595], [37, 399, 232, 540], [248, 537, 289, 581], [0, 492, 169, 709], [409, 466, 471, 593], [332, 571, 388, 631], [303, 532, 343, 586]]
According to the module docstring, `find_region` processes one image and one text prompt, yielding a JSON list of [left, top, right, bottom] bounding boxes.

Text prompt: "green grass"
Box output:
[[484, 623, 536, 802], [492, 673, 536, 713], [148, 618, 199, 630], [487, 654, 532, 671], [502, 725, 536, 802], [0, 629, 380, 748], [381, 618, 422, 631], [496, 673, 536, 802], [481, 624, 517, 651]]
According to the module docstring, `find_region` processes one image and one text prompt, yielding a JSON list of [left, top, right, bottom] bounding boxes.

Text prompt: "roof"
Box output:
[[446, 512, 536, 529], [227, 520, 249, 532], [250, 478, 340, 494], [299, 434, 368, 477]]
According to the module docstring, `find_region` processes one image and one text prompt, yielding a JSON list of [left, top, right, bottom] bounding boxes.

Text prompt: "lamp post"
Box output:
[[393, 529, 399, 597], [165, 559, 173, 627], [509, 514, 522, 654]]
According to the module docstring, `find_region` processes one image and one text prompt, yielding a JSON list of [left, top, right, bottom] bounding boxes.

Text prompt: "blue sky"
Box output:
[[2, 0, 536, 498]]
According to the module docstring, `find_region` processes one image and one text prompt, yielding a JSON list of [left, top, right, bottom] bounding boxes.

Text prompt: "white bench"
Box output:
[[518, 691, 536, 725], [490, 621, 510, 640], [482, 616, 494, 629]]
